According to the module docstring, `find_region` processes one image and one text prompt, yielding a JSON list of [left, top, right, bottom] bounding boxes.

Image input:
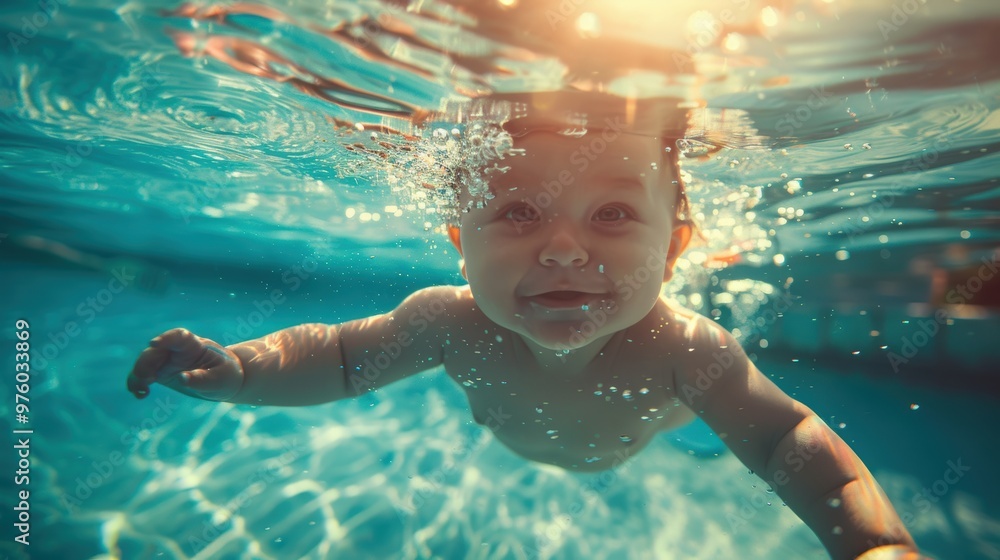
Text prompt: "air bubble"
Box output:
[[619, 435, 633, 443]]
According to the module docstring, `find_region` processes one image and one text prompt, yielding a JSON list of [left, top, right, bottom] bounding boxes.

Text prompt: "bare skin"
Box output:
[[126, 130, 927, 560], [437, 287, 698, 472]]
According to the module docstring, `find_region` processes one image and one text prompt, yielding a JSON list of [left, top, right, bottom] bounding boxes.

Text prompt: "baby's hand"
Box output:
[[127, 328, 244, 402]]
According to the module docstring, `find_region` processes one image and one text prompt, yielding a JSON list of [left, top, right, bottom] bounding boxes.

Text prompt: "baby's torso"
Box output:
[[441, 296, 697, 472]]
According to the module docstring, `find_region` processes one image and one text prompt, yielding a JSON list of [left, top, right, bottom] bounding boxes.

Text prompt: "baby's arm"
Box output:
[[676, 318, 923, 560], [127, 286, 461, 406]]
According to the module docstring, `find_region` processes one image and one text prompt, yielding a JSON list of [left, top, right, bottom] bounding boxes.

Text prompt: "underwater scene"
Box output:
[[1, 0, 999, 559]]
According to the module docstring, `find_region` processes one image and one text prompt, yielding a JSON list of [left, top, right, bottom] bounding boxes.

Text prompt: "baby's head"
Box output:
[[446, 108, 693, 353]]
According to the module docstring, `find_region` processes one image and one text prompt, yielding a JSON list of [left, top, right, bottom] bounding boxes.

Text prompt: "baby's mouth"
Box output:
[[527, 291, 604, 310]]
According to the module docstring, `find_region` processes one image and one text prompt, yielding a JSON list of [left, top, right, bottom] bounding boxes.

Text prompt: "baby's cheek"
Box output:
[[611, 277, 632, 300], [468, 278, 506, 306]]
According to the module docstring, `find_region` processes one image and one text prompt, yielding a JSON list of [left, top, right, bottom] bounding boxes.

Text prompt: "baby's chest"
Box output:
[[446, 354, 682, 453]]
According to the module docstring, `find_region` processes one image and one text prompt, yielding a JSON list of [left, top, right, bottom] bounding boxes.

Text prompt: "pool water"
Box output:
[[6, 266, 999, 560], [2, 0, 1000, 559]]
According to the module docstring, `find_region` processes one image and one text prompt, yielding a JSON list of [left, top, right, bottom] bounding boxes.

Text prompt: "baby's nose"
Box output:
[[539, 231, 589, 268]]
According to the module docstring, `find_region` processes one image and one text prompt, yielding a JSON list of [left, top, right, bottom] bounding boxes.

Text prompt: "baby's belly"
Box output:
[[490, 424, 657, 472]]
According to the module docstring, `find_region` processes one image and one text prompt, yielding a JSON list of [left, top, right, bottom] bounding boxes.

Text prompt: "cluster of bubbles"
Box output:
[[334, 98, 518, 231], [425, 117, 517, 222]]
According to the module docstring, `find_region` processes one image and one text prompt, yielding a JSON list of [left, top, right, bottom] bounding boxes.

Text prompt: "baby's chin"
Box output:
[[512, 319, 615, 353], [476, 306, 598, 352]]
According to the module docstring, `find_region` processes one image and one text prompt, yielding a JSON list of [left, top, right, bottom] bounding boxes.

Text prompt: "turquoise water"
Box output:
[[2, 0, 1000, 559]]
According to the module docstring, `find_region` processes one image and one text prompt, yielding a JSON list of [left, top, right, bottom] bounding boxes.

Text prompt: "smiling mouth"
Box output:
[[527, 291, 605, 310]]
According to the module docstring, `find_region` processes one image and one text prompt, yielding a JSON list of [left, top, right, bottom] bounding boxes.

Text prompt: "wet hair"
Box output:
[[661, 137, 691, 224], [650, 137, 702, 249]]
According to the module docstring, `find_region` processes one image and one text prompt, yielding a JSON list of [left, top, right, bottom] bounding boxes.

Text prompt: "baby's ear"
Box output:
[[447, 225, 463, 255], [663, 222, 693, 283], [447, 225, 468, 280]]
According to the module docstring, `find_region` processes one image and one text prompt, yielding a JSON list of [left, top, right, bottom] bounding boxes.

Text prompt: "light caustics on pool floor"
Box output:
[[32, 349, 822, 560]]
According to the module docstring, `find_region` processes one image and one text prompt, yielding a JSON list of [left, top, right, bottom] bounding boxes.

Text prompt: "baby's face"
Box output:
[[452, 130, 690, 352]]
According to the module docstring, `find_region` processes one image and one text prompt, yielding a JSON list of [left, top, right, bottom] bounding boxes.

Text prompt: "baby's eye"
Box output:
[[505, 204, 539, 224], [594, 206, 629, 222]]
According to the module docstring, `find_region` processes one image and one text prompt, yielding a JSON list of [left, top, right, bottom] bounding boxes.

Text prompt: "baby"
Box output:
[[126, 93, 927, 559]]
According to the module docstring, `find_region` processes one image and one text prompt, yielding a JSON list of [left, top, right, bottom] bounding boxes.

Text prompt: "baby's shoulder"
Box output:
[[404, 284, 472, 305], [401, 284, 484, 327], [645, 297, 736, 351], [647, 298, 749, 373], [647, 297, 703, 335]]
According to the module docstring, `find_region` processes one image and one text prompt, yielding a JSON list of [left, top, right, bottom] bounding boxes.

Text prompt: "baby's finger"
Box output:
[[157, 369, 194, 392], [127, 346, 170, 396], [181, 368, 227, 392], [149, 328, 201, 353], [175, 368, 237, 401], [127, 373, 150, 398]]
